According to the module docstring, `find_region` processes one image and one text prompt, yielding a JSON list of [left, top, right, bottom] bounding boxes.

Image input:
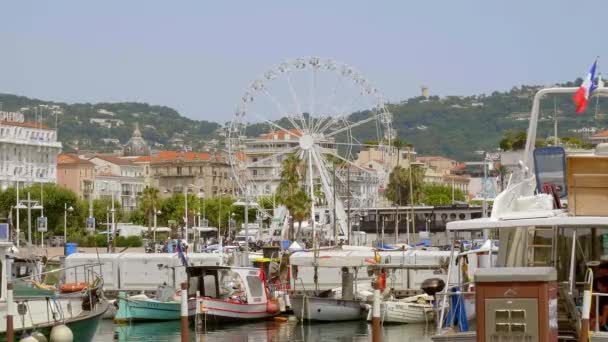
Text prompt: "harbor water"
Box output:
[[93, 317, 435, 341]]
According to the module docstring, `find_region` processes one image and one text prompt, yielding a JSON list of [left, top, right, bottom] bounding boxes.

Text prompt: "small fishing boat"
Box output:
[[114, 285, 181, 322], [187, 265, 281, 322], [291, 295, 366, 322], [366, 294, 435, 324], [0, 246, 108, 341]]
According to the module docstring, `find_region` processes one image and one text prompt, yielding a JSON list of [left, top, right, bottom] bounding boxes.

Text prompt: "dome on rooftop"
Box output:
[[123, 123, 150, 156]]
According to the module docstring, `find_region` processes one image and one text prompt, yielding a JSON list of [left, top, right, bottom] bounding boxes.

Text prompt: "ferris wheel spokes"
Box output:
[[324, 112, 387, 139], [260, 88, 304, 132], [245, 145, 299, 168]]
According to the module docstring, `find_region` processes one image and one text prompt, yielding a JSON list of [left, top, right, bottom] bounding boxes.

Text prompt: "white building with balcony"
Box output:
[[243, 129, 338, 198], [89, 155, 144, 211], [0, 112, 62, 189]]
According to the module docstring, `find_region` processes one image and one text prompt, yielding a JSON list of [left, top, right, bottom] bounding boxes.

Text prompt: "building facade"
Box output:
[[89, 155, 144, 211], [138, 151, 236, 197], [57, 154, 95, 200], [0, 112, 62, 189]]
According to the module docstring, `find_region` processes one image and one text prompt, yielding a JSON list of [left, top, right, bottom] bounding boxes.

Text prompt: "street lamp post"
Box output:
[[64, 203, 74, 254], [153, 209, 161, 242], [106, 206, 110, 252], [183, 184, 194, 245], [15, 182, 20, 246]]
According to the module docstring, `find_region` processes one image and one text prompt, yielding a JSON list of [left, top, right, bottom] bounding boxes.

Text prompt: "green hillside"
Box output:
[[1, 78, 606, 160], [0, 94, 221, 153]]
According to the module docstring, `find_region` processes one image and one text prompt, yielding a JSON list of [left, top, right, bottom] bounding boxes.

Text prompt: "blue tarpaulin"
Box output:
[[445, 288, 469, 332]]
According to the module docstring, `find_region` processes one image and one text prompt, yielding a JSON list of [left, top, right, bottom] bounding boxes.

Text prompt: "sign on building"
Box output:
[[0, 223, 9, 241], [37, 216, 48, 232], [86, 217, 96, 232], [0, 111, 25, 123]]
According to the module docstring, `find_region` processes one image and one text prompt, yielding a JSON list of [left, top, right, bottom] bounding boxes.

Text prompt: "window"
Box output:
[[246, 276, 264, 298], [177, 166, 182, 176]]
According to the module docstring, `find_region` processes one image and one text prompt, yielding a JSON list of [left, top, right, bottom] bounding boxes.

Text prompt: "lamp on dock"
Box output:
[[63, 203, 74, 255]]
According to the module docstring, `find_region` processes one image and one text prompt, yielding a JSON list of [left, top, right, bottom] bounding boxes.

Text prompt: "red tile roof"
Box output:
[[141, 151, 213, 163], [91, 155, 134, 166], [417, 156, 456, 162], [257, 129, 302, 140], [58, 153, 95, 166], [592, 130, 608, 138], [0, 121, 52, 130]]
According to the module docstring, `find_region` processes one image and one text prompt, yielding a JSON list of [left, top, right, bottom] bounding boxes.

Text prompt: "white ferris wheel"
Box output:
[[227, 57, 393, 237]]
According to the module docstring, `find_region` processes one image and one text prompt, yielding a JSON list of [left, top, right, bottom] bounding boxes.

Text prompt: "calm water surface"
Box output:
[[93, 318, 435, 341]]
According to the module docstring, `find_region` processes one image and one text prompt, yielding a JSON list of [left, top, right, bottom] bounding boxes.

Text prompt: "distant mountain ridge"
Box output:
[[1, 78, 605, 160]]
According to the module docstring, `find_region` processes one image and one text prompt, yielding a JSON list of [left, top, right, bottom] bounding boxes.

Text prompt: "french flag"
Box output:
[[573, 60, 598, 113]]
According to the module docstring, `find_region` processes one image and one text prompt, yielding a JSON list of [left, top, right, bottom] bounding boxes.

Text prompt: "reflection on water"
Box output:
[[94, 317, 435, 341]]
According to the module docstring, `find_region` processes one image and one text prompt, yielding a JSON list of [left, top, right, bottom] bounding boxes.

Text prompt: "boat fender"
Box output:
[[19, 336, 38, 342], [267, 299, 280, 313], [284, 293, 291, 309], [31, 332, 48, 342], [49, 324, 73, 342], [377, 272, 386, 292]]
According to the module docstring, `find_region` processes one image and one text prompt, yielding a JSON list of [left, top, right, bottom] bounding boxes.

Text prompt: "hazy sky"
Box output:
[[2, 1, 606, 122]]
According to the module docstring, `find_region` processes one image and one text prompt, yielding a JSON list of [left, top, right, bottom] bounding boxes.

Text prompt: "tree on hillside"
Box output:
[[275, 154, 311, 241], [385, 165, 424, 206]]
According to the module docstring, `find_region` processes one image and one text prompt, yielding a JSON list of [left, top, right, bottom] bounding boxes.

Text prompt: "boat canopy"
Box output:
[[446, 212, 608, 231], [290, 249, 453, 268]]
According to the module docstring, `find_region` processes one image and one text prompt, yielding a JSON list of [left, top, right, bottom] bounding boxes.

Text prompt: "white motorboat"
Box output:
[[432, 85, 608, 341], [366, 294, 435, 324], [186, 265, 283, 322], [291, 295, 366, 322]]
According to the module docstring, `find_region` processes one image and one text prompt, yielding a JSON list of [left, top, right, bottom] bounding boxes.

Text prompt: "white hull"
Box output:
[[194, 297, 276, 320], [369, 301, 435, 324], [0, 295, 85, 332], [291, 295, 365, 322]]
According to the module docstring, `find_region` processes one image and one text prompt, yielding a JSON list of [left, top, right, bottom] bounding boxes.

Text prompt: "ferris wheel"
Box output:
[[227, 57, 393, 237]]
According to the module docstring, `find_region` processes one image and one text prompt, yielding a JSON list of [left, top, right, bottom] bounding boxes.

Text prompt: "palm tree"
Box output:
[[392, 138, 407, 165], [275, 154, 311, 241], [291, 190, 312, 241], [385, 165, 424, 205], [140, 187, 160, 237], [495, 164, 509, 192]]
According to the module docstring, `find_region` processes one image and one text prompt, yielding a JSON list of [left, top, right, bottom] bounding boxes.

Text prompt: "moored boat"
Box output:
[[291, 295, 365, 322], [114, 285, 182, 322], [0, 249, 108, 341], [366, 294, 435, 324], [187, 265, 281, 322]]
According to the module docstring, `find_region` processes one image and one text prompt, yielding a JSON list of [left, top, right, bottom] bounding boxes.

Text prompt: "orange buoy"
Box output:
[[60, 282, 88, 293], [266, 299, 279, 313], [274, 316, 288, 322], [377, 272, 386, 292]]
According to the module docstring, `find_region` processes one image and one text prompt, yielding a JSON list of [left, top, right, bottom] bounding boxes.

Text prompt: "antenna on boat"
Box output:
[[553, 96, 558, 146]]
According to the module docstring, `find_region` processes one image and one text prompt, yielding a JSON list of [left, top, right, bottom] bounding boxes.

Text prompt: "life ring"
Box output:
[[60, 282, 89, 293]]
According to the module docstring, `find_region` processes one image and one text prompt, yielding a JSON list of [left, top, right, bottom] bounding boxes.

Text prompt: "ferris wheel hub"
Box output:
[[299, 134, 314, 150]]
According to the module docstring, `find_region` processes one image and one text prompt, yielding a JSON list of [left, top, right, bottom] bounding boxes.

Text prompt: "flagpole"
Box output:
[[596, 58, 601, 121]]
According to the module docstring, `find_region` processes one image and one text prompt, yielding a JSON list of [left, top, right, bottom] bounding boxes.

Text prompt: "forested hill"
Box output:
[[1, 78, 607, 160], [0, 94, 221, 153], [387, 79, 608, 160]]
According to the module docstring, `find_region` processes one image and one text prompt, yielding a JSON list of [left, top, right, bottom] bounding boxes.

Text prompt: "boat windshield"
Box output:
[[218, 270, 247, 302], [246, 275, 264, 298]]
